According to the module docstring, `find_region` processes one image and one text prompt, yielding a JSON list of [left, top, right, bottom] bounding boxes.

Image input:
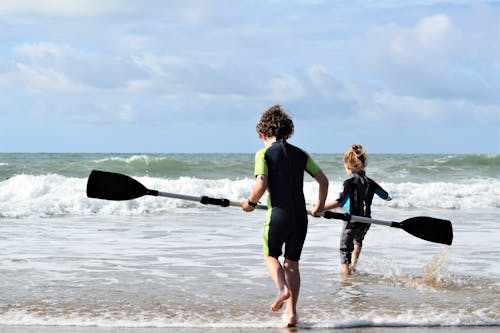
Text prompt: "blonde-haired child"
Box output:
[[324, 144, 392, 276]]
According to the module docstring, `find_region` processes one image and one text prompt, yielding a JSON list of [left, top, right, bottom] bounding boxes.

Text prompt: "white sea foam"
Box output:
[[0, 174, 498, 218], [93, 154, 158, 164], [0, 302, 497, 328]]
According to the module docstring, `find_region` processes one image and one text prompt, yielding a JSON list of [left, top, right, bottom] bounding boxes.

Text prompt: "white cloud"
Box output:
[[354, 89, 500, 127], [307, 64, 335, 96], [416, 14, 453, 48], [358, 11, 500, 105], [11, 42, 149, 92], [15, 62, 90, 93], [365, 91, 441, 121], [367, 14, 463, 66], [268, 74, 306, 101], [306, 64, 356, 100], [0, 0, 126, 17], [132, 53, 189, 77], [14, 42, 84, 61], [181, 6, 214, 25], [115, 34, 158, 53], [123, 79, 156, 93], [116, 104, 136, 122]]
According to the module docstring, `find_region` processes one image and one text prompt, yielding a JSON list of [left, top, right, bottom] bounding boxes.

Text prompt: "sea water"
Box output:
[[0, 153, 498, 329]]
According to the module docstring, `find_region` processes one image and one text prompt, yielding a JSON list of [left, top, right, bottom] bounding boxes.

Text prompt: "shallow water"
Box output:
[[0, 153, 498, 328], [0, 207, 498, 328]]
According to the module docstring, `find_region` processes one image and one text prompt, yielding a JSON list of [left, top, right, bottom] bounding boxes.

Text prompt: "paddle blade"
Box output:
[[400, 217, 453, 245], [87, 170, 148, 201]]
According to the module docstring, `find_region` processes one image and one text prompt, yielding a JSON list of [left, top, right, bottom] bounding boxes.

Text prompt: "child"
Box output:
[[324, 144, 392, 276], [241, 104, 329, 327]]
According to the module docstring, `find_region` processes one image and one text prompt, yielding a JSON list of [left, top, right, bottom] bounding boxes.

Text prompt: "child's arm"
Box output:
[[373, 181, 392, 201], [320, 180, 349, 212], [241, 174, 267, 211], [324, 200, 341, 210], [310, 170, 329, 216]]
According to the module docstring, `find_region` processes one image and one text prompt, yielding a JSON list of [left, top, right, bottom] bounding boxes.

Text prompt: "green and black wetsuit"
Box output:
[[254, 139, 322, 261]]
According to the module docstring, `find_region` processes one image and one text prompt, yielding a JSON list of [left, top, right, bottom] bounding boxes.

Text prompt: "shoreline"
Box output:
[[0, 326, 499, 333]]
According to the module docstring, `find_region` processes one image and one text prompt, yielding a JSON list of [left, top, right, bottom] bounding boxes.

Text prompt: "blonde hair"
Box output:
[[343, 143, 367, 172]]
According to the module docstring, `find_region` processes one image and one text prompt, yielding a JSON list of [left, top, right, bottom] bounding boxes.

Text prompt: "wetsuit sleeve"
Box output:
[[254, 148, 268, 177], [303, 150, 322, 177], [336, 180, 350, 207], [371, 179, 390, 200]]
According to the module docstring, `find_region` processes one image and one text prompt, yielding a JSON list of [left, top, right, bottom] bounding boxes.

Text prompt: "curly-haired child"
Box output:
[[241, 104, 329, 326]]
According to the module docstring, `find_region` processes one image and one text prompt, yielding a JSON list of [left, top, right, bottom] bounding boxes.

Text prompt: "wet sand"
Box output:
[[0, 326, 499, 333]]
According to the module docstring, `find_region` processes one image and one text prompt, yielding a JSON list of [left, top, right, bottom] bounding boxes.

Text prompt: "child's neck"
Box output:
[[262, 136, 277, 147]]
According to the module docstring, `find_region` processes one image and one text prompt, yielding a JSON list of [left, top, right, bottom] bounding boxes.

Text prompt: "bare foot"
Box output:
[[271, 287, 290, 312], [342, 265, 351, 277], [286, 315, 298, 327], [283, 311, 298, 327]]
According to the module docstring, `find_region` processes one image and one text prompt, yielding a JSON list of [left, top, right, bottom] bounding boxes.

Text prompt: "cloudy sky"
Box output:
[[1, 0, 499, 153]]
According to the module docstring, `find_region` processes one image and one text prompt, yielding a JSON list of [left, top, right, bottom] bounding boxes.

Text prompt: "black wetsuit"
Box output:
[[336, 171, 390, 264]]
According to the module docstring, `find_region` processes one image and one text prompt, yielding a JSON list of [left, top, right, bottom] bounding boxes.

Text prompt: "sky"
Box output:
[[0, 0, 499, 154]]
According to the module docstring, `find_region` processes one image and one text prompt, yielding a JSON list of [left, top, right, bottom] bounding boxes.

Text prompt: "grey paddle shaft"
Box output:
[[349, 214, 394, 227], [157, 191, 267, 210]]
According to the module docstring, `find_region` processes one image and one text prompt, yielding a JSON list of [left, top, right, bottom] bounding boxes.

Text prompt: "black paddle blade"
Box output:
[[87, 170, 148, 201], [400, 217, 453, 245]]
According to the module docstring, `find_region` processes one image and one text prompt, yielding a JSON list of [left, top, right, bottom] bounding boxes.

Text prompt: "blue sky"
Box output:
[[1, 0, 499, 153]]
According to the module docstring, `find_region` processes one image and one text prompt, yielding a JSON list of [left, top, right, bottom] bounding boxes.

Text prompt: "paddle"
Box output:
[[319, 211, 453, 245], [86, 169, 267, 209], [87, 170, 453, 245]]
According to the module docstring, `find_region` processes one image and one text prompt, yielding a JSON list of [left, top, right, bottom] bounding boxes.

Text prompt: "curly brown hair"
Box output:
[[256, 104, 294, 139]]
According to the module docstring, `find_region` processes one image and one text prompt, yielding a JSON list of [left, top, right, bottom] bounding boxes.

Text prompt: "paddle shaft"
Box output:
[[153, 190, 267, 210], [139, 190, 400, 228], [319, 211, 400, 228], [149, 193, 398, 229]]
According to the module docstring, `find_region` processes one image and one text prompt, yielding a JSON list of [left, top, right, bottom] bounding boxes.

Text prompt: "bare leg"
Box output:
[[283, 259, 300, 327], [341, 263, 351, 277], [264, 254, 290, 312], [350, 245, 362, 273]]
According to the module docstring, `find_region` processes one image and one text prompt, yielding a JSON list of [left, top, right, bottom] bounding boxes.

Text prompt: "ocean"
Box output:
[[0, 153, 498, 331]]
